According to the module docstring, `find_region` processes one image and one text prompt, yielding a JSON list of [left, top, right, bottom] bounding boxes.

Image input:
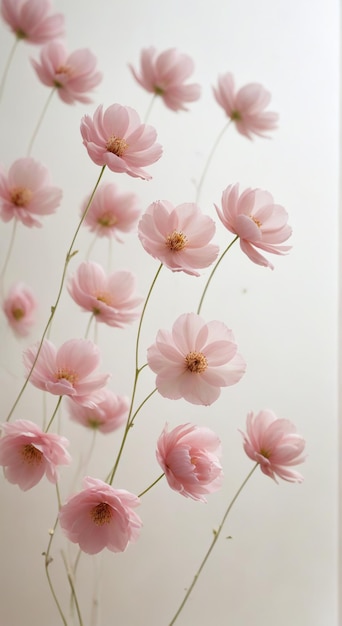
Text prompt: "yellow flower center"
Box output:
[[91, 502, 112, 526], [166, 231, 188, 251], [260, 448, 271, 459], [21, 443, 43, 465], [10, 186, 33, 207], [154, 85, 165, 96], [250, 215, 262, 228], [12, 307, 24, 320], [231, 110, 242, 121], [185, 351, 208, 373], [106, 135, 128, 157], [98, 213, 118, 227], [55, 368, 79, 385]]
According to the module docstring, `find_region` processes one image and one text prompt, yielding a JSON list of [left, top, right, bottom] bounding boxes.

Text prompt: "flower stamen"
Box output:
[[166, 231, 188, 251], [185, 351, 208, 373], [10, 186, 33, 207], [21, 443, 43, 465], [55, 368, 79, 385], [91, 502, 112, 526], [106, 135, 128, 157], [250, 215, 262, 228]]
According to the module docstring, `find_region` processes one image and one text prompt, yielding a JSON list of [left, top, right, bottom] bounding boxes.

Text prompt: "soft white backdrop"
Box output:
[[0, 1, 339, 625]]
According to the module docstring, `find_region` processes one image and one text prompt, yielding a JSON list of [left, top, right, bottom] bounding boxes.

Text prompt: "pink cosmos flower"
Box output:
[[156, 423, 223, 502], [1, 0, 64, 44], [215, 183, 292, 269], [129, 47, 201, 112], [31, 41, 102, 105], [80, 103, 162, 180], [68, 261, 143, 328], [0, 419, 70, 491], [3, 283, 37, 337], [138, 200, 219, 276], [23, 338, 110, 405], [59, 476, 142, 554], [240, 410, 306, 483], [213, 72, 278, 139], [82, 182, 140, 241], [147, 312, 246, 406], [0, 157, 62, 227], [66, 389, 129, 433]]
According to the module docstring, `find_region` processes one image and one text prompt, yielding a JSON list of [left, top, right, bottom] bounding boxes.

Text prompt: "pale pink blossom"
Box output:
[[1, 0, 64, 44], [240, 410, 306, 483], [66, 389, 129, 433], [138, 200, 219, 276], [68, 261, 142, 328], [82, 182, 140, 240], [147, 312, 246, 406], [129, 47, 201, 112], [23, 338, 110, 405], [0, 419, 70, 491], [215, 183, 292, 269], [213, 72, 278, 139], [3, 283, 37, 337], [80, 103, 162, 180], [0, 157, 62, 227], [156, 423, 223, 502], [59, 476, 142, 554], [31, 41, 102, 105]]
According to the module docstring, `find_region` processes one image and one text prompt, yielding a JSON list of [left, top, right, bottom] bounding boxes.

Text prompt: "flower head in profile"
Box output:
[[66, 389, 129, 433], [215, 183, 292, 269], [1, 0, 64, 44], [31, 41, 102, 104], [240, 410, 306, 483], [129, 47, 201, 112], [59, 476, 142, 554], [0, 419, 70, 491], [80, 103, 162, 180], [0, 157, 62, 227], [138, 200, 219, 276], [82, 182, 140, 241], [3, 283, 37, 337], [23, 338, 110, 405], [68, 261, 143, 328], [156, 423, 223, 502], [147, 312, 246, 406], [213, 72, 278, 139]]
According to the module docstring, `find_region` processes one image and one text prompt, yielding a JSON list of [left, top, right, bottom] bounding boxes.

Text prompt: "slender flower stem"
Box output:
[[138, 472, 164, 498], [84, 313, 95, 339], [27, 88, 56, 156], [0, 219, 17, 297], [61, 550, 84, 626], [168, 463, 258, 626], [45, 396, 63, 433], [5, 166, 106, 422], [144, 94, 157, 123], [195, 120, 231, 204], [197, 235, 239, 315], [135, 263, 163, 370], [0, 38, 19, 102]]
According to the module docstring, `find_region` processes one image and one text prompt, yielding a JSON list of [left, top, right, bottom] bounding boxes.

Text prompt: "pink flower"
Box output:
[[3, 283, 37, 337], [215, 183, 292, 269], [138, 200, 219, 276], [213, 72, 278, 139], [156, 423, 223, 502], [31, 41, 102, 105], [147, 312, 246, 406], [240, 410, 306, 483], [0, 157, 62, 227], [59, 476, 142, 554], [23, 338, 110, 405], [66, 389, 129, 433], [0, 419, 70, 491], [1, 0, 64, 44], [82, 182, 140, 241], [129, 47, 201, 112], [80, 103, 162, 180], [68, 261, 143, 328]]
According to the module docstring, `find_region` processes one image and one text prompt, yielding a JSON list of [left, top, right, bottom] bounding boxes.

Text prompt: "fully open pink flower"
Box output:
[[0, 419, 70, 491], [59, 476, 142, 554], [23, 338, 110, 405], [3, 283, 37, 337], [80, 103, 162, 180], [68, 261, 142, 328], [213, 72, 278, 139], [215, 183, 292, 269], [0, 157, 62, 227], [66, 389, 129, 433], [31, 41, 102, 104], [129, 47, 201, 112], [147, 312, 246, 406], [138, 200, 219, 275], [240, 410, 306, 482], [82, 182, 140, 241], [156, 423, 223, 502], [1, 0, 64, 44]]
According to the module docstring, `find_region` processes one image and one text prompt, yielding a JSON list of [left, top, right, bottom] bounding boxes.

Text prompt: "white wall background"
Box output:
[[0, 1, 339, 625]]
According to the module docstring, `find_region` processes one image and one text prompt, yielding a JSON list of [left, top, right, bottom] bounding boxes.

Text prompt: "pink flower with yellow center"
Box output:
[[1, 0, 64, 44], [3, 283, 37, 337], [82, 182, 140, 241], [66, 389, 129, 434]]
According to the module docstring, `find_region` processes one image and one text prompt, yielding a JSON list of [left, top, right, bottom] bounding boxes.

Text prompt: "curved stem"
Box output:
[[45, 395, 63, 433], [135, 263, 163, 370], [61, 550, 84, 626], [144, 94, 157, 123], [138, 472, 164, 498], [168, 463, 258, 626], [27, 88, 56, 156], [197, 235, 239, 315], [84, 313, 95, 339], [195, 120, 231, 204], [0, 38, 19, 102], [0, 219, 17, 297]]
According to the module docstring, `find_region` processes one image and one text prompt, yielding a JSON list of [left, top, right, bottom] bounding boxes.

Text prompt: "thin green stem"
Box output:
[[195, 120, 232, 204], [197, 235, 239, 315], [43, 484, 68, 626], [45, 396, 63, 433], [138, 472, 164, 498], [27, 88, 56, 156], [144, 94, 157, 123], [135, 263, 163, 370], [61, 550, 84, 626], [0, 219, 17, 297], [0, 38, 19, 102], [168, 463, 258, 626], [5, 166, 106, 422], [84, 313, 95, 339]]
